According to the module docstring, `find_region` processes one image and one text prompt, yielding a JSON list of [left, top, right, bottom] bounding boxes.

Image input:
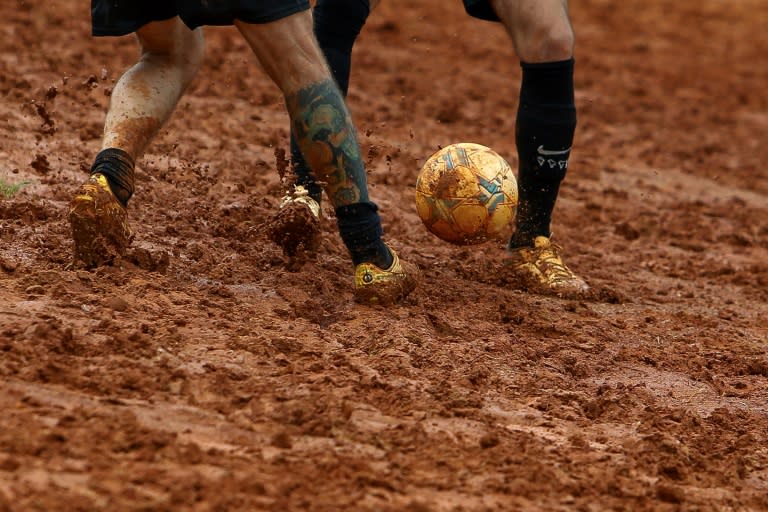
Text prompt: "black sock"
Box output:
[[510, 58, 576, 249], [90, 148, 135, 208], [336, 202, 393, 268], [289, 0, 371, 204], [313, 0, 370, 96]]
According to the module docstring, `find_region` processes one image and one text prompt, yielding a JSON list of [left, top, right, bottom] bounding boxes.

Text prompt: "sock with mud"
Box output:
[[510, 58, 577, 249], [289, 0, 371, 204], [90, 148, 135, 208], [336, 202, 393, 268]]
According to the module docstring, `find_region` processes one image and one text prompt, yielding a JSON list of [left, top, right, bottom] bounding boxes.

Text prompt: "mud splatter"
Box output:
[[0, 1, 767, 510]]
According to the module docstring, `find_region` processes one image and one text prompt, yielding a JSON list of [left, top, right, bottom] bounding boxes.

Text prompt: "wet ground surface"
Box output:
[[1, 1, 767, 510]]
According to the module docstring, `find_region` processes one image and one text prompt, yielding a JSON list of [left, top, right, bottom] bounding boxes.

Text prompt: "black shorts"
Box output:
[[91, 0, 310, 37], [463, 0, 500, 22]]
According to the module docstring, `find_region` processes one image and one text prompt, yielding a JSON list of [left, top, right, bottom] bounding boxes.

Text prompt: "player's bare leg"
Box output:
[[491, 0, 588, 297], [101, 20, 204, 156], [490, 0, 573, 64], [275, 0, 380, 258], [236, 12, 417, 304], [69, 19, 204, 268]]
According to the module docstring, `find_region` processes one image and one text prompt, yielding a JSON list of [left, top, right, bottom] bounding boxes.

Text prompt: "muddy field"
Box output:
[[1, 0, 767, 510]]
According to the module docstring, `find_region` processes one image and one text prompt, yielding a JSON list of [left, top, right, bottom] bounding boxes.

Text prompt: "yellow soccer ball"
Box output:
[[415, 143, 517, 245]]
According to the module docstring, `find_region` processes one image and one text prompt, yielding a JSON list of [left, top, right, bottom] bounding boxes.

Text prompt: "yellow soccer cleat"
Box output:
[[68, 173, 133, 268], [507, 235, 589, 297], [354, 244, 419, 305], [267, 185, 322, 257]]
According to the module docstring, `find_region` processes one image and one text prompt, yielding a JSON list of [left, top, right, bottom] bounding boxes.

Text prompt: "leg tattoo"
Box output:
[[285, 79, 369, 207]]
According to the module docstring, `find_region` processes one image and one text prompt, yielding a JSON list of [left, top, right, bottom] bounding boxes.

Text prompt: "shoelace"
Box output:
[[533, 245, 579, 282]]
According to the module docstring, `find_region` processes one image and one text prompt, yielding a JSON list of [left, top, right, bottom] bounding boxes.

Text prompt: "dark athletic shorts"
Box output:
[[463, 0, 500, 22], [91, 0, 310, 37]]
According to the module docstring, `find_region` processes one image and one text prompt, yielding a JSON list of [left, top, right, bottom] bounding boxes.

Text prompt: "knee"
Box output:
[[515, 21, 574, 63], [180, 29, 205, 79], [140, 25, 205, 84], [166, 28, 205, 84]]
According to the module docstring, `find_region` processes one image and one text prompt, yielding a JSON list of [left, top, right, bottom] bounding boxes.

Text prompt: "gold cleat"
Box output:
[[354, 244, 419, 305], [507, 235, 589, 297], [68, 173, 133, 268], [267, 185, 321, 257], [279, 185, 320, 219]]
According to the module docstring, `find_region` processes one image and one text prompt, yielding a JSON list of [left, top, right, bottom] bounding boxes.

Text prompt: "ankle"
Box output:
[[91, 148, 135, 207], [509, 230, 549, 249], [336, 202, 392, 267], [363, 241, 393, 269]]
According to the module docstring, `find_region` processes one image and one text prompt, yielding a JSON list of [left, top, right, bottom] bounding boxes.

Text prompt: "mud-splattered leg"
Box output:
[[70, 18, 204, 268], [237, 14, 387, 267], [237, 13, 417, 304], [285, 79, 369, 208]]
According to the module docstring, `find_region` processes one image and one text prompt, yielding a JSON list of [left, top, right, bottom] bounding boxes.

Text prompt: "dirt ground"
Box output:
[[1, 0, 767, 510]]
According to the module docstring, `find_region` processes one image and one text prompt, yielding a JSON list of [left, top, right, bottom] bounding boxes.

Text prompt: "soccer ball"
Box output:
[[415, 143, 517, 245]]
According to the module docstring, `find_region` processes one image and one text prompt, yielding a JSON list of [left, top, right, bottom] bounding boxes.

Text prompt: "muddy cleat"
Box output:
[[267, 185, 321, 257], [69, 173, 133, 268], [507, 235, 589, 297], [354, 244, 419, 305]]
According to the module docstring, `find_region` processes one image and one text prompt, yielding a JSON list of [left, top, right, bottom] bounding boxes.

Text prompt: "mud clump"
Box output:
[[266, 197, 321, 264]]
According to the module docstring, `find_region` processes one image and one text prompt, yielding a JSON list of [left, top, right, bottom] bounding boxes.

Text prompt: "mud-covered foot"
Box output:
[[68, 173, 133, 268], [506, 235, 589, 298], [267, 185, 321, 258], [354, 244, 419, 305]]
